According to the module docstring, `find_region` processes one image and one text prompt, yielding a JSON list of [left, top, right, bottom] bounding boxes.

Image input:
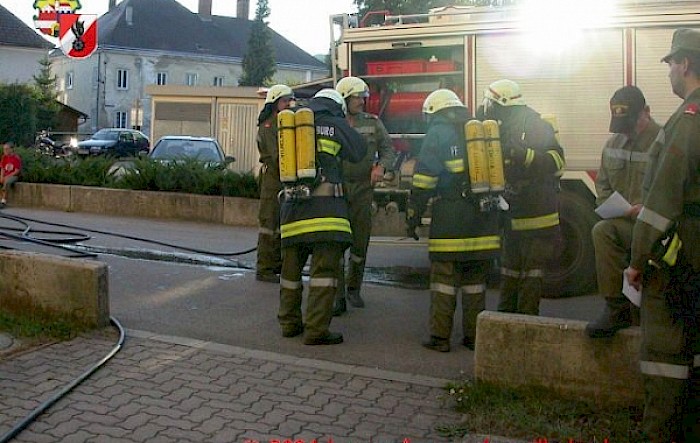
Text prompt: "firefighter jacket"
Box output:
[[595, 120, 661, 207], [257, 116, 282, 197], [499, 105, 565, 237], [411, 111, 501, 262], [342, 112, 396, 183], [632, 87, 700, 273], [279, 98, 368, 248]]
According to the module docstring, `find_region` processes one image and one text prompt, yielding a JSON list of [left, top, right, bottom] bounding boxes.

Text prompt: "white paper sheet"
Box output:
[[595, 191, 632, 219], [622, 272, 642, 307]]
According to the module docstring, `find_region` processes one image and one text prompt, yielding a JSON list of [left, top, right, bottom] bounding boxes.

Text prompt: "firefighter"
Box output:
[[586, 86, 661, 338], [332, 76, 397, 316], [482, 79, 565, 316], [277, 88, 367, 345], [407, 89, 500, 352], [255, 84, 294, 283], [626, 28, 700, 442]]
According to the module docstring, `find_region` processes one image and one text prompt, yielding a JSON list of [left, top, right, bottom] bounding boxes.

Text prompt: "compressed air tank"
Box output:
[[482, 120, 505, 192], [465, 120, 490, 194], [294, 107, 316, 180], [277, 109, 297, 183]]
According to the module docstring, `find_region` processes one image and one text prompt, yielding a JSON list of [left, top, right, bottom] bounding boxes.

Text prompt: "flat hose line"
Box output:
[[0, 316, 126, 443], [0, 211, 257, 257]]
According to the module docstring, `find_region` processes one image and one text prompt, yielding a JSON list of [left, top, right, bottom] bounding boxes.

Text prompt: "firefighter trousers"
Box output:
[[336, 180, 373, 298], [592, 217, 636, 315], [278, 242, 345, 341], [497, 235, 552, 316], [256, 173, 281, 276], [429, 260, 490, 343], [640, 267, 700, 442]]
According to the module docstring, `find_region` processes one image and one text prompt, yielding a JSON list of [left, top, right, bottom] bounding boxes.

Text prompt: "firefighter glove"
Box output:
[[406, 202, 421, 241]]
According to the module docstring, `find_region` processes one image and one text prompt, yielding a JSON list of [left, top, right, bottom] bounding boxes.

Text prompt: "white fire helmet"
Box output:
[[264, 84, 294, 104], [314, 88, 348, 115], [482, 79, 526, 115], [422, 89, 465, 114], [336, 76, 370, 99]]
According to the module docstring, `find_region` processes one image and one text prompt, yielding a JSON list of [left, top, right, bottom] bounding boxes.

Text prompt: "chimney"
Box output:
[[199, 0, 212, 21], [237, 0, 249, 19], [109, 0, 116, 10]]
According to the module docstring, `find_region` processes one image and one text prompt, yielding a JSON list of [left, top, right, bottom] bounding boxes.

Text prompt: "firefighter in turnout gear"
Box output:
[[483, 79, 565, 316], [408, 89, 501, 352], [626, 28, 700, 442], [332, 76, 397, 316], [277, 88, 367, 345], [255, 84, 294, 283], [586, 86, 661, 338]]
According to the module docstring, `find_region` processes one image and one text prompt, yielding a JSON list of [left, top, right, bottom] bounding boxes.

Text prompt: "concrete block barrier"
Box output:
[[474, 311, 643, 406], [11, 182, 71, 211], [0, 251, 109, 328]]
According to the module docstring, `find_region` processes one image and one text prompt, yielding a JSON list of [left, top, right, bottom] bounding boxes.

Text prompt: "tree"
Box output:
[[238, 0, 276, 86], [353, 0, 516, 18], [0, 83, 39, 147], [32, 55, 60, 131]]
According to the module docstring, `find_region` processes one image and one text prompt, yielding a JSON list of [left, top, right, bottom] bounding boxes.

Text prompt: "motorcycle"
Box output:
[[34, 131, 70, 158]]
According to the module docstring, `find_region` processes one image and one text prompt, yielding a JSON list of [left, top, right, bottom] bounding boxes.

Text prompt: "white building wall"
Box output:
[[0, 47, 50, 84]]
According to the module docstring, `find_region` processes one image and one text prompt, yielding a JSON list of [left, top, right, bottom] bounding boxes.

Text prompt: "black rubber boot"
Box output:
[[346, 289, 364, 308], [586, 299, 632, 338], [422, 336, 450, 352], [303, 332, 343, 345]]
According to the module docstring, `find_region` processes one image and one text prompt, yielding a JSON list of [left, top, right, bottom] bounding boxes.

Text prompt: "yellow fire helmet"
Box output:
[[314, 88, 348, 115], [265, 84, 294, 104], [422, 89, 465, 114], [336, 76, 370, 99], [483, 79, 526, 107]]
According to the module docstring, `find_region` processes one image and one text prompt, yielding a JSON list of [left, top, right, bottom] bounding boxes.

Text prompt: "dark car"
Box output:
[[149, 136, 234, 167], [76, 128, 150, 158]]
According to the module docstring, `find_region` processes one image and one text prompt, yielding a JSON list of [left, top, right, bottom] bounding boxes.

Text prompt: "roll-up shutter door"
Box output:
[[635, 28, 685, 125], [475, 29, 623, 170]]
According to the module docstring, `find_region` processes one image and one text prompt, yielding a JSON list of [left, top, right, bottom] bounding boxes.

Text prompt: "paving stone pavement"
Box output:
[[0, 328, 525, 443]]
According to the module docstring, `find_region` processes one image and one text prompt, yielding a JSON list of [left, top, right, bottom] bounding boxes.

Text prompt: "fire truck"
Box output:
[[329, 0, 700, 296]]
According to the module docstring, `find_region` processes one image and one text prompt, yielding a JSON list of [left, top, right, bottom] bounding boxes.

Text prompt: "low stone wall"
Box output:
[[0, 251, 109, 328], [474, 311, 643, 406], [11, 183, 259, 227]]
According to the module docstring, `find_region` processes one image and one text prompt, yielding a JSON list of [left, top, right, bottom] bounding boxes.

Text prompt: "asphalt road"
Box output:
[[0, 207, 604, 381]]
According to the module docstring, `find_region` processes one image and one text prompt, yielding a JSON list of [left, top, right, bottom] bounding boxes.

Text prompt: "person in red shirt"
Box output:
[[1, 141, 22, 208]]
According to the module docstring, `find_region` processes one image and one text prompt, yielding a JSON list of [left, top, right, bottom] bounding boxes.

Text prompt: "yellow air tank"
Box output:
[[541, 113, 560, 143], [277, 109, 297, 183], [482, 120, 505, 193], [465, 120, 490, 194], [294, 107, 317, 180]]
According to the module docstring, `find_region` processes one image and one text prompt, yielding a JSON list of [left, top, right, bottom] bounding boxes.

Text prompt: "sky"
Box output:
[[2, 0, 358, 56]]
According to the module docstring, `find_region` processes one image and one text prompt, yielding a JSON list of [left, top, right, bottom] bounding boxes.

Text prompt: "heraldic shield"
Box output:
[[59, 14, 98, 59]]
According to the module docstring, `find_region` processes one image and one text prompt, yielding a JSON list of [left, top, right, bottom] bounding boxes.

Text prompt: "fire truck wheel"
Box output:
[[545, 189, 598, 298]]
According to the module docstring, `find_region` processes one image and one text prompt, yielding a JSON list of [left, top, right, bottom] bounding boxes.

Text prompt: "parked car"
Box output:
[[108, 135, 235, 178], [149, 136, 235, 168], [76, 128, 150, 158]]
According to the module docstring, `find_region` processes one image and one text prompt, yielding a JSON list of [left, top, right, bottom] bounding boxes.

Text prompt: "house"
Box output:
[[49, 0, 329, 144], [0, 4, 54, 84]]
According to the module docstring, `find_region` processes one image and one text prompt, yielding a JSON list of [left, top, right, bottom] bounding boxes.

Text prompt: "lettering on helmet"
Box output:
[[316, 125, 335, 137]]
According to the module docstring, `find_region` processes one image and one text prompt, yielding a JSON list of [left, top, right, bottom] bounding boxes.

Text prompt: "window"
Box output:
[[66, 71, 74, 89], [117, 69, 129, 90], [156, 72, 168, 85], [114, 111, 128, 128], [186, 73, 198, 86], [213, 76, 224, 87]]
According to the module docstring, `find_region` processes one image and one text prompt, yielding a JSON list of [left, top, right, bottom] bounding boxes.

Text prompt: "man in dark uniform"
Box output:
[[278, 89, 367, 345], [626, 28, 700, 442], [332, 76, 396, 315], [482, 79, 565, 316], [587, 86, 661, 338], [255, 84, 294, 283], [408, 89, 501, 352]]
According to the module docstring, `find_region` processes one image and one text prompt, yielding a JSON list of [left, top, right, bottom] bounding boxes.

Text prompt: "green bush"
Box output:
[[15, 147, 260, 199]]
